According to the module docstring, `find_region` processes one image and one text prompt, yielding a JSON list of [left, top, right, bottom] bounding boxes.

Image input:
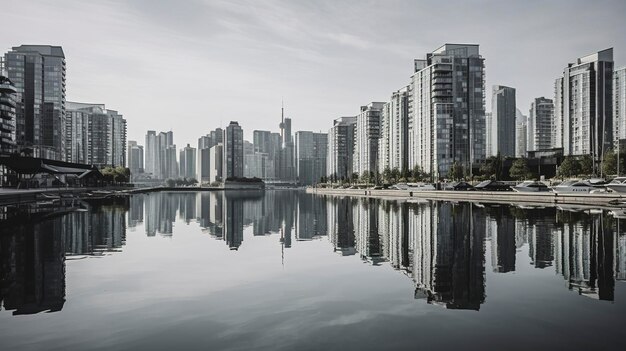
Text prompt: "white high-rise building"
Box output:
[[527, 97, 554, 151], [554, 48, 614, 170], [354, 102, 385, 177], [614, 66, 626, 151], [515, 109, 528, 157], [179, 144, 196, 179], [379, 87, 410, 173], [408, 44, 486, 179], [327, 116, 356, 181]]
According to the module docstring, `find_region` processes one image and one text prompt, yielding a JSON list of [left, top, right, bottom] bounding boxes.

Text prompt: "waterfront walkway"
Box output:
[[306, 187, 626, 207]]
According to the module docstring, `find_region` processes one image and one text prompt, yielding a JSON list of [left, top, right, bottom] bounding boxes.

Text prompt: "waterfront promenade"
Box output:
[[306, 187, 626, 207]]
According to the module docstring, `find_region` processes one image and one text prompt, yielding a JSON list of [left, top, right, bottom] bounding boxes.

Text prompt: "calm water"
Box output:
[[1, 191, 625, 350]]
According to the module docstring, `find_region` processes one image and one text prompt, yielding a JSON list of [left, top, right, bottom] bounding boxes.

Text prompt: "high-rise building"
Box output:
[[127, 140, 144, 179], [164, 144, 178, 179], [554, 48, 613, 170], [145, 131, 157, 176], [489, 85, 516, 157], [0, 70, 17, 187], [144, 130, 177, 179], [197, 128, 223, 183], [379, 87, 410, 173], [65, 102, 127, 168], [527, 97, 554, 151], [515, 109, 528, 157], [209, 143, 223, 183], [0, 71, 17, 155], [327, 116, 356, 180], [253, 130, 281, 180], [408, 44, 486, 178], [223, 121, 243, 179], [179, 143, 196, 179], [614, 67, 626, 151], [354, 102, 385, 176], [278, 108, 296, 182], [3, 45, 66, 160], [295, 131, 328, 185]]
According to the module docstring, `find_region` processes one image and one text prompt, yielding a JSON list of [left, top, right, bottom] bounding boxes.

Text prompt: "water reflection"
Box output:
[[0, 199, 127, 315], [1, 191, 626, 317]]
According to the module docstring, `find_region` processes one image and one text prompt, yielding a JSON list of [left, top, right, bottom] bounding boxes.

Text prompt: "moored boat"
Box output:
[[512, 181, 550, 193]]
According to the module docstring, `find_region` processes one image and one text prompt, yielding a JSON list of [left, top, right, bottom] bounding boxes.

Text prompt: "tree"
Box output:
[[603, 150, 617, 176], [165, 178, 176, 187], [557, 156, 581, 178], [449, 162, 464, 181], [579, 154, 594, 175], [361, 170, 370, 184], [509, 158, 532, 180], [382, 167, 392, 184], [351, 172, 359, 184], [390, 167, 400, 183], [480, 154, 503, 180]]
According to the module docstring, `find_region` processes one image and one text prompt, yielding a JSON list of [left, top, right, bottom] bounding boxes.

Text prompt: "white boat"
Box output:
[[606, 177, 626, 193], [550, 180, 596, 194], [512, 181, 550, 193], [407, 182, 436, 191]]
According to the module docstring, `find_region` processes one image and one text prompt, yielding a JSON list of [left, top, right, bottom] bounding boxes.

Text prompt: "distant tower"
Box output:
[[279, 100, 285, 147]]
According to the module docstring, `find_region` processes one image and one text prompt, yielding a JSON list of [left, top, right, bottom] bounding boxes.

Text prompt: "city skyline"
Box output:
[[3, 0, 625, 147]]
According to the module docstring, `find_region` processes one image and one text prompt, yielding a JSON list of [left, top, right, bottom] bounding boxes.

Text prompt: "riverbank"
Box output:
[[305, 187, 626, 207]]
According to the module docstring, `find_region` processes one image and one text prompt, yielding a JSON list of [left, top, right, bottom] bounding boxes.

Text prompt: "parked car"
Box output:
[[474, 180, 511, 191]]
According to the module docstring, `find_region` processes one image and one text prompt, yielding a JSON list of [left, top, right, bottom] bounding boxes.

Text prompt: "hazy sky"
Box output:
[[3, 0, 626, 146]]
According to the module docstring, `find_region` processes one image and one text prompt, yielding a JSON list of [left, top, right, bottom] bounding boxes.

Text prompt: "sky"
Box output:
[[3, 0, 626, 147]]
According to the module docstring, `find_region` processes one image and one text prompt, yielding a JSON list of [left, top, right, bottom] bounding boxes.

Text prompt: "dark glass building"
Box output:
[[3, 45, 66, 160]]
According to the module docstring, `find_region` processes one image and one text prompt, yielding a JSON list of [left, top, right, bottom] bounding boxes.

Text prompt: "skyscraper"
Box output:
[[223, 121, 243, 179], [179, 143, 196, 179], [614, 66, 626, 151], [515, 109, 528, 157], [278, 105, 295, 182], [0, 71, 17, 155], [528, 97, 554, 151], [327, 116, 356, 180], [145, 131, 157, 176], [554, 48, 614, 171], [197, 128, 223, 183], [65, 102, 127, 167], [295, 131, 328, 185], [127, 140, 144, 179], [489, 85, 516, 157], [379, 87, 410, 173], [408, 44, 486, 178], [3, 45, 66, 160], [354, 102, 385, 176]]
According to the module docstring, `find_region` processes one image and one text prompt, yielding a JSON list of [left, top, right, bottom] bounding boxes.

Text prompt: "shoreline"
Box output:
[[305, 187, 626, 207]]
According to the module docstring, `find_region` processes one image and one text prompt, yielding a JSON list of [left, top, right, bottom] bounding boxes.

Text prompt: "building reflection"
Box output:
[[0, 198, 128, 315]]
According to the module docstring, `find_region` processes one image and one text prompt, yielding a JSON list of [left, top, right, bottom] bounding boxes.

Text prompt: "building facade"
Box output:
[[0, 71, 17, 155], [327, 116, 356, 181], [179, 144, 196, 179], [354, 102, 385, 177], [515, 110, 528, 157], [490, 85, 516, 157], [295, 131, 328, 185], [3, 45, 66, 160], [554, 48, 613, 170], [127, 140, 144, 179], [65, 102, 127, 168], [614, 66, 626, 150], [527, 97, 554, 151], [408, 44, 486, 179], [379, 87, 410, 173], [223, 121, 244, 179]]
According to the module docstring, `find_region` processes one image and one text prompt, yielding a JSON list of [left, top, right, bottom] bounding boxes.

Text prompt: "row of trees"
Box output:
[[101, 166, 131, 184], [165, 177, 198, 187], [322, 165, 432, 185], [320, 149, 626, 185]]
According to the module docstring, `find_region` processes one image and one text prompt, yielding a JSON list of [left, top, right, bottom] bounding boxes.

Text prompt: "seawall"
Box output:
[[305, 187, 626, 207]]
